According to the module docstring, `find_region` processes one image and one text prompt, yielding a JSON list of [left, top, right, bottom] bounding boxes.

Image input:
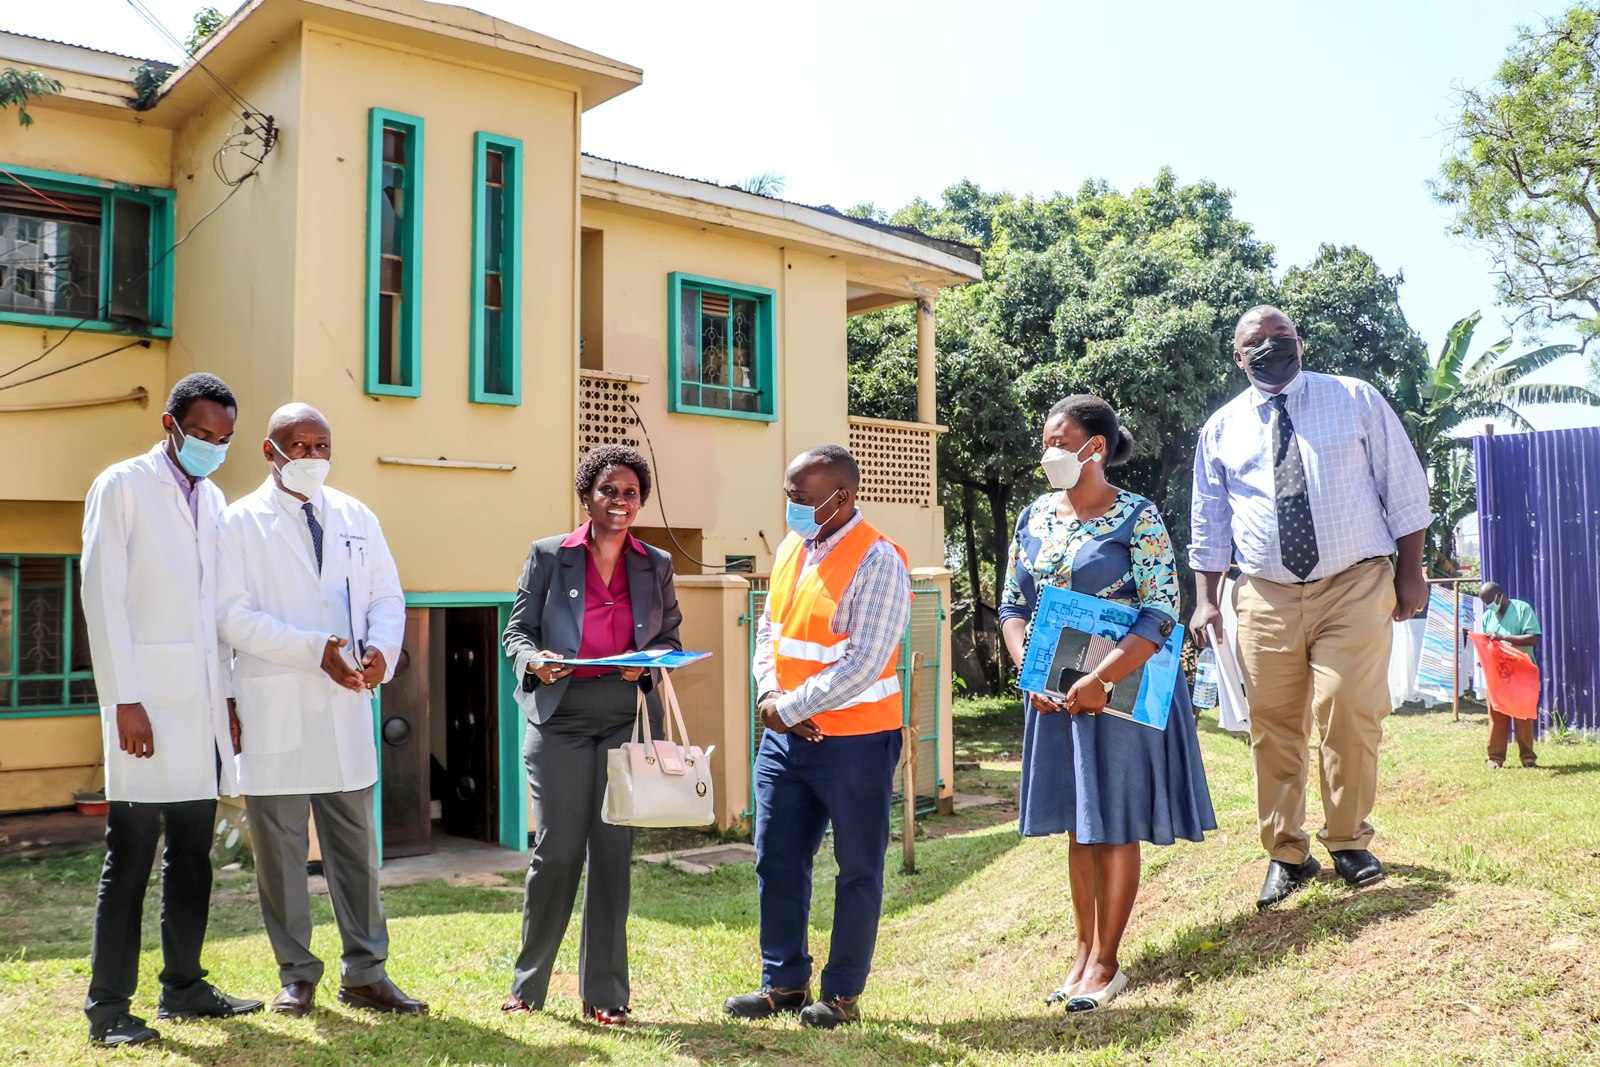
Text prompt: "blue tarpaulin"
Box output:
[[1473, 427, 1600, 732]]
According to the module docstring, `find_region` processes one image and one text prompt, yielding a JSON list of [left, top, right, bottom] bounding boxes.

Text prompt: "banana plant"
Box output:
[[1406, 312, 1600, 574]]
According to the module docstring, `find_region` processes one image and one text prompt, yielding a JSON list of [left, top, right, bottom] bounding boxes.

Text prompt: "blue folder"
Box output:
[[1018, 586, 1184, 731]]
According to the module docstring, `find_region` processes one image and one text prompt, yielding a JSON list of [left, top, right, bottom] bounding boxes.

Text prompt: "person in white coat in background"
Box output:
[[216, 403, 426, 1018], [79, 373, 264, 1048]]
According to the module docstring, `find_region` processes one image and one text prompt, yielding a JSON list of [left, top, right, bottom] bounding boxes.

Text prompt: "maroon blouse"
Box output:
[[563, 522, 645, 678]]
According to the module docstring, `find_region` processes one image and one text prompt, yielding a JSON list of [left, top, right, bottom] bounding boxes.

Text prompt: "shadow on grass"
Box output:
[[634, 1002, 1191, 1062], [1131, 862, 1452, 987], [1543, 760, 1600, 776], [153, 1008, 608, 1067]]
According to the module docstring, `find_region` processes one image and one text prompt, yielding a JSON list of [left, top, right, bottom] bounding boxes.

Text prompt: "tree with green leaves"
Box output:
[[1435, 3, 1600, 384], [1407, 310, 1600, 573], [185, 7, 226, 54], [0, 69, 62, 127], [850, 175, 1437, 692]]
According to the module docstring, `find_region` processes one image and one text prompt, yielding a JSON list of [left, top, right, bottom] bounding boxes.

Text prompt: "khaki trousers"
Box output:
[[1487, 710, 1536, 766], [1234, 559, 1395, 864]]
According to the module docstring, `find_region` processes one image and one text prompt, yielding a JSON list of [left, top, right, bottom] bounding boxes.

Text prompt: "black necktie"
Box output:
[[302, 501, 323, 573], [1270, 394, 1320, 580]]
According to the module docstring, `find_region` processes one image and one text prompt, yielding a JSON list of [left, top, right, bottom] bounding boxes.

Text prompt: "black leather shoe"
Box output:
[[799, 994, 861, 1029], [158, 983, 265, 1020], [89, 1012, 160, 1047], [1257, 855, 1322, 910], [1330, 849, 1386, 888], [723, 985, 810, 1019]]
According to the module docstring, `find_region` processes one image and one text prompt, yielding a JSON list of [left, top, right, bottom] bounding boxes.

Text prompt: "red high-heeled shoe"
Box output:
[[582, 1002, 629, 1026]]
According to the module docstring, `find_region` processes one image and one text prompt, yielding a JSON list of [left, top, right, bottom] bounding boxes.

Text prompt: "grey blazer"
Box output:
[[502, 532, 683, 724]]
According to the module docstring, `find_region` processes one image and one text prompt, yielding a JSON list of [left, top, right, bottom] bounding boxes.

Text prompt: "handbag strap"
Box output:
[[631, 669, 696, 749]]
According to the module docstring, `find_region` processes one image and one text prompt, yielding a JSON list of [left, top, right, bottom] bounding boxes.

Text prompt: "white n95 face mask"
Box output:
[[270, 439, 331, 497], [1041, 442, 1100, 490]]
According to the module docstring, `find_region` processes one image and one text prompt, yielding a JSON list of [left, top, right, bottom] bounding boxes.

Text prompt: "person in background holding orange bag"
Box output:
[[1477, 581, 1542, 769]]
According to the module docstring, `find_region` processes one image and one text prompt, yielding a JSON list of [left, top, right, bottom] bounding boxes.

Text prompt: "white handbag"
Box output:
[[602, 671, 715, 827]]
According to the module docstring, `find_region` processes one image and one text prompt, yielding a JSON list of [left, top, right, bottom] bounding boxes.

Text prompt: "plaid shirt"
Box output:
[[753, 510, 913, 726], [1190, 371, 1433, 584]]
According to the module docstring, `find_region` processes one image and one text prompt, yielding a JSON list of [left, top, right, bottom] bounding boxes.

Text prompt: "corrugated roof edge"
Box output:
[[0, 29, 170, 68], [582, 154, 981, 267]]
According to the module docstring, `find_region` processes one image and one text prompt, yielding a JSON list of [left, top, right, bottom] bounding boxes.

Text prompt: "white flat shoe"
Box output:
[[1044, 979, 1080, 1006], [1065, 970, 1128, 1013]]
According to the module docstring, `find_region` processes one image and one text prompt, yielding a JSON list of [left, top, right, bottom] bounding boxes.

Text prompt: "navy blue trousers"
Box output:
[[753, 727, 902, 998]]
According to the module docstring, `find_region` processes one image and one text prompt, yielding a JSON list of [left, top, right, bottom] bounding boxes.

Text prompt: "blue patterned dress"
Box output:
[[1002, 490, 1215, 844]]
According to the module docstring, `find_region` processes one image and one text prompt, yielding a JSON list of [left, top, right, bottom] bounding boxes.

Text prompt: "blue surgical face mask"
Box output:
[[168, 416, 228, 478], [786, 488, 844, 540]]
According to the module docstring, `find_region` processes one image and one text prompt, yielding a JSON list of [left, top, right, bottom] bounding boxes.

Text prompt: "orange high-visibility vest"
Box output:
[[767, 519, 910, 736]]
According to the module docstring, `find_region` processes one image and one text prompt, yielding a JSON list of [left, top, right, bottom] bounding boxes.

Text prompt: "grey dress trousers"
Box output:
[[502, 531, 682, 1009]]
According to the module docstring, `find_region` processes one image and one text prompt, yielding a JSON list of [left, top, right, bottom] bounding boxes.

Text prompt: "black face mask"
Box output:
[[1241, 335, 1301, 388]]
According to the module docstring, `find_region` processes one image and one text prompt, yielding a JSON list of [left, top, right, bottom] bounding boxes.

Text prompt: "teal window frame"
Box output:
[[0, 555, 97, 719], [667, 272, 778, 422], [469, 132, 523, 405], [0, 162, 174, 338], [365, 108, 425, 397]]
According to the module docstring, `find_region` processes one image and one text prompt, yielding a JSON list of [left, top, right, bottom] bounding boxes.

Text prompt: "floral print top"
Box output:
[[1000, 489, 1180, 647]]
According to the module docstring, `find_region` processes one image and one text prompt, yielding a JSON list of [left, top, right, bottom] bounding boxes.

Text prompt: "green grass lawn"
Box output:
[[4, 697, 1599, 1066]]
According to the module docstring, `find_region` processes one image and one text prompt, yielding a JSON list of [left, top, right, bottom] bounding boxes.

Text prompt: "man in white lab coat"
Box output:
[[80, 373, 264, 1048], [216, 403, 424, 1017]]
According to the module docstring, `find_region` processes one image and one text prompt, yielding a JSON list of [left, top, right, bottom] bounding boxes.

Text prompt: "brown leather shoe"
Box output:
[[268, 981, 315, 1017], [337, 977, 428, 1015]]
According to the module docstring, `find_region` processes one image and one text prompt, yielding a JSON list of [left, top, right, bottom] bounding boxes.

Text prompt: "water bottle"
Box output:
[[1191, 648, 1219, 709]]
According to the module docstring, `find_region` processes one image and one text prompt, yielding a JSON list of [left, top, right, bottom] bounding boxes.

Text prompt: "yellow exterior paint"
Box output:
[[0, 0, 976, 821]]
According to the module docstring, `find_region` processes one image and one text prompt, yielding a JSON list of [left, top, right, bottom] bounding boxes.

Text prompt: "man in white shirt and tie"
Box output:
[[1190, 306, 1432, 910], [216, 403, 425, 1017]]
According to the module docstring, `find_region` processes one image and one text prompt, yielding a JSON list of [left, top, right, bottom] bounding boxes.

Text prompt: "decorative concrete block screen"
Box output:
[[578, 372, 643, 455], [848, 416, 938, 508]]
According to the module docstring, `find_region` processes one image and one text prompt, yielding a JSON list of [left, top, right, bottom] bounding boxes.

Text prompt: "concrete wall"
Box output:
[[0, 105, 175, 508], [283, 25, 581, 594], [580, 203, 861, 574]]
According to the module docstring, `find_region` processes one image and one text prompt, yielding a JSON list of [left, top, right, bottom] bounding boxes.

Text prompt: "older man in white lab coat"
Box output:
[[79, 373, 264, 1048], [216, 403, 424, 1017]]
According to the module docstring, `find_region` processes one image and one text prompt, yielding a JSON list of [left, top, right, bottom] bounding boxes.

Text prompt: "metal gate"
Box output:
[[741, 577, 944, 820]]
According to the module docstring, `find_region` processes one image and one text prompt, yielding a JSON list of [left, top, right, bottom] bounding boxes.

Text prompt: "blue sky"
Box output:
[[19, 0, 1600, 431]]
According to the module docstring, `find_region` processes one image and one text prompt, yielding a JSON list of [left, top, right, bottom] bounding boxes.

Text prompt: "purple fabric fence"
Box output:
[[1473, 427, 1600, 732]]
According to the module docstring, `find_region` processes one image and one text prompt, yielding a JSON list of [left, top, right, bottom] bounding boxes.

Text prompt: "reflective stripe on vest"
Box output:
[[768, 519, 909, 737]]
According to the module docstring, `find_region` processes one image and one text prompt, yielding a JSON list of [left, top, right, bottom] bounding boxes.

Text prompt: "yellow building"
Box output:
[[0, 0, 979, 848]]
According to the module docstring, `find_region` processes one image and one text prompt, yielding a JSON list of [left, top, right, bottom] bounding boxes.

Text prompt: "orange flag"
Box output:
[[1469, 633, 1540, 720]]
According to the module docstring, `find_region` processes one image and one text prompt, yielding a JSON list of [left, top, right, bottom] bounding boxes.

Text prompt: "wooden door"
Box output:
[[379, 607, 432, 857], [442, 607, 498, 841]]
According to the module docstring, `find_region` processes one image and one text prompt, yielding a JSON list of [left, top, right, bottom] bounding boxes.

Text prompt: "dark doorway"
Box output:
[[439, 607, 499, 842]]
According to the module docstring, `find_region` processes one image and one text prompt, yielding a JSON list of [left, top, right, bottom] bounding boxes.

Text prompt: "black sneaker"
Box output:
[[89, 1012, 160, 1047], [799, 994, 860, 1029], [158, 983, 265, 1020], [723, 986, 810, 1019]]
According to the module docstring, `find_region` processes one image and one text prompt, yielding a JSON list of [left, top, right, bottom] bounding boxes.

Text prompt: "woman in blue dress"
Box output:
[[1000, 394, 1215, 1013]]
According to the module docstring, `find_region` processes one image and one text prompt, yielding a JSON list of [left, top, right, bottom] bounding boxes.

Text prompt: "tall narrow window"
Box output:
[[365, 109, 424, 397], [470, 133, 522, 404], [668, 273, 778, 421]]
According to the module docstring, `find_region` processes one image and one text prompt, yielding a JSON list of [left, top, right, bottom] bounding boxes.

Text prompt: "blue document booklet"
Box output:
[[537, 649, 712, 670], [1018, 586, 1184, 731]]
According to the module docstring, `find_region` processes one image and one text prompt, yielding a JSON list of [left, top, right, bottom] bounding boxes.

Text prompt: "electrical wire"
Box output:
[[0, 340, 150, 392], [625, 400, 755, 573], [123, 0, 263, 117]]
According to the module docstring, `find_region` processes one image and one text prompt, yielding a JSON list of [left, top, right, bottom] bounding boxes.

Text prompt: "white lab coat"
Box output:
[[216, 478, 404, 796], [80, 443, 237, 802]]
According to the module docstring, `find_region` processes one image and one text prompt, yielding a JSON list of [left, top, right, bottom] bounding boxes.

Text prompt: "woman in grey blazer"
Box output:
[[500, 445, 682, 1025]]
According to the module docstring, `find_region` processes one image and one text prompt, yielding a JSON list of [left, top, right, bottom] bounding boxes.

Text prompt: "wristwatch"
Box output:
[[1089, 668, 1116, 697]]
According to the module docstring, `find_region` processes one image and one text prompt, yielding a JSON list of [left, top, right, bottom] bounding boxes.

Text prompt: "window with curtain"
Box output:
[[365, 109, 425, 396], [471, 133, 522, 404]]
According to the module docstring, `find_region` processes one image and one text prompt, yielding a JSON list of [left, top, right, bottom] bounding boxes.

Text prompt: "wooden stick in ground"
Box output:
[[903, 651, 925, 875], [1453, 582, 1461, 723]]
